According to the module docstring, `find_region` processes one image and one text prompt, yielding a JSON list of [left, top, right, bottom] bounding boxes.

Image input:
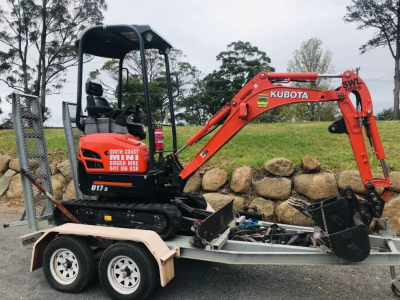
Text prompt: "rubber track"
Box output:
[[58, 199, 182, 240]]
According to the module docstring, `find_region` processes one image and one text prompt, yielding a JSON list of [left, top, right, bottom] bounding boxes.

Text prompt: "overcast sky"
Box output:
[[0, 0, 396, 126]]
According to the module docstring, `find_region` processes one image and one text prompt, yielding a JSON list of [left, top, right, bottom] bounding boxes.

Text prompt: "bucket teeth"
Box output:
[[288, 198, 312, 218]]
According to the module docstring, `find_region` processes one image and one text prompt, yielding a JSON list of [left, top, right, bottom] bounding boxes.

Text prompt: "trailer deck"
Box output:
[[23, 219, 400, 268]]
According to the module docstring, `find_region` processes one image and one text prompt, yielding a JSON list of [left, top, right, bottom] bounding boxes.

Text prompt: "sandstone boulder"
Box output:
[[63, 180, 76, 201], [252, 177, 291, 200], [9, 158, 39, 172], [203, 193, 245, 212], [0, 169, 17, 196], [390, 171, 400, 193], [275, 200, 314, 227], [264, 158, 296, 177], [230, 166, 253, 193], [301, 157, 321, 173], [51, 174, 67, 200], [49, 162, 59, 175], [6, 174, 23, 198], [183, 172, 202, 193], [293, 173, 338, 201], [8, 159, 19, 172], [0, 155, 11, 172], [202, 168, 227, 192], [249, 197, 276, 222], [57, 160, 72, 181], [382, 195, 400, 235], [338, 170, 384, 194]]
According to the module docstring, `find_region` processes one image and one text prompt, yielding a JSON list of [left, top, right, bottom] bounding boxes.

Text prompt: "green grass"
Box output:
[[1, 121, 399, 175]]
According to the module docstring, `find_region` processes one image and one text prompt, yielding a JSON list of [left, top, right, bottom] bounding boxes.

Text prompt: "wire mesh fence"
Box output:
[[12, 93, 54, 229]]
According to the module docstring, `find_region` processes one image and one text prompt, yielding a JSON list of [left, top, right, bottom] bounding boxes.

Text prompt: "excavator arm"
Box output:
[[176, 70, 395, 262], [178, 70, 393, 200]]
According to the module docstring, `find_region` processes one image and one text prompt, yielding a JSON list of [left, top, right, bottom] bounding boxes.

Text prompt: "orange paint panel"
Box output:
[[93, 181, 132, 186], [78, 133, 149, 174]]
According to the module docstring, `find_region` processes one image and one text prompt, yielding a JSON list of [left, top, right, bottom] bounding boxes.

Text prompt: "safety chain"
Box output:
[[320, 202, 334, 254]]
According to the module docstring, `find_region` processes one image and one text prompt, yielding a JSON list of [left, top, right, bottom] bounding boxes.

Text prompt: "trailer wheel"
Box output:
[[43, 235, 95, 293], [392, 283, 400, 297], [99, 242, 158, 300]]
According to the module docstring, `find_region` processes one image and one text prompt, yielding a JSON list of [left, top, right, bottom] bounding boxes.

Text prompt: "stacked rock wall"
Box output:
[[1, 154, 399, 234], [183, 157, 400, 233]]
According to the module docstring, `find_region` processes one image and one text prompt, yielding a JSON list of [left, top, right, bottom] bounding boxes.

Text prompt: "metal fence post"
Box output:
[[62, 102, 84, 199]]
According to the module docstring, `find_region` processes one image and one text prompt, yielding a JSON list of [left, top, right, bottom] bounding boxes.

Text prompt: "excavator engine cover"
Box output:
[[77, 133, 164, 198], [78, 133, 149, 174]]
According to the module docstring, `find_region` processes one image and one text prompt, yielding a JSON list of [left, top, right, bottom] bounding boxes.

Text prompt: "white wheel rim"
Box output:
[[107, 255, 140, 294], [49, 248, 79, 285]]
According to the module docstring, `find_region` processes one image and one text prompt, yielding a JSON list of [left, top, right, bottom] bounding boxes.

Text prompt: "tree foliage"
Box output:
[[91, 49, 201, 123], [201, 41, 275, 117], [0, 113, 13, 129], [376, 107, 394, 120], [0, 0, 39, 94], [344, 0, 400, 120], [285, 38, 338, 122], [0, 0, 107, 120], [34, 0, 107, 112]]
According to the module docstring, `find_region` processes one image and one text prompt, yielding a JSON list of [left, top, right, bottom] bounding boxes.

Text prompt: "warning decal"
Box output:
[[257, 94, 269, 108]]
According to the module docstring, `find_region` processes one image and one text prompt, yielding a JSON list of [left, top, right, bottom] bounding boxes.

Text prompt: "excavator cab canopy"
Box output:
[[75, 24, 178, 171], [75, 25, 172, 59]]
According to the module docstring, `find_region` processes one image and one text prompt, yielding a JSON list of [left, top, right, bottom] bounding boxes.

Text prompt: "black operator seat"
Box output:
[[84, 81, 129, 135], [85, 81, 113, 117], [84, 81, 146, 140]]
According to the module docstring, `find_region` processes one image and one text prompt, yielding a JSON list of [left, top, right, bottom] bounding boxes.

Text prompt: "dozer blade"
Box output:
[[321, 212, 370, 262], [196, 200, 234, 242]]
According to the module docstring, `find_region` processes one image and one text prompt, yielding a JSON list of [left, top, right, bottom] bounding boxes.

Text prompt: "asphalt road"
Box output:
[[0, 211, 398, 300]]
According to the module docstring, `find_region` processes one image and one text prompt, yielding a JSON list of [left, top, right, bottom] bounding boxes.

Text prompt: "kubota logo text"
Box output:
[[270, 91, 309, 99]]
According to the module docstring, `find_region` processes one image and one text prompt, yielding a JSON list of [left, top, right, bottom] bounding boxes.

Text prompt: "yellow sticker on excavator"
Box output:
[[258, 94, 268, 108]]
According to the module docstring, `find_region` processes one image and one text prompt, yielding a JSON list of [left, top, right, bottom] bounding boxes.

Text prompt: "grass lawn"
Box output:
[[0, 121, 399, 176]]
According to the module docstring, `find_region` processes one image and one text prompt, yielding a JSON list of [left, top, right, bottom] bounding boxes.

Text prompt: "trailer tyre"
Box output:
[[43, 235, 95, 293], [99, 242, 158, 300]]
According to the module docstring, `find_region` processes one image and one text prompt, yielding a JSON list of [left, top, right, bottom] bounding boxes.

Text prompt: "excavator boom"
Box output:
[[178, 70, 393, 200]]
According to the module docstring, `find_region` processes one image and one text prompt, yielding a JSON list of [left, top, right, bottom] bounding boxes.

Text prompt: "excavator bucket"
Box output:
[[320, 212, 370, 262], [289, 187, 371, 262]]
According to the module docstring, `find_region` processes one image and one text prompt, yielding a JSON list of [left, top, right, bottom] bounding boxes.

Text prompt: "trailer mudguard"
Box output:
[[30, 223, 178, 287]]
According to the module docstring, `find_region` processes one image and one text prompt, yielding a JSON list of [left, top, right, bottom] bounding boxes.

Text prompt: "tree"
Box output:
[[286, 38, 338, 121], [376, 107, 394, 120], [91, 49, 201, 124], [0, 0, 39, 94], [201, 41, 275, 117], [0, 113, 13, 129], [34, 0, 107, 115], [344, 0, 400, 120], [175, 79, 211, 125], [0, 0, 107, 119]]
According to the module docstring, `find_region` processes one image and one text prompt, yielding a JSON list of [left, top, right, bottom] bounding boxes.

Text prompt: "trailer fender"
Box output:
[[30, 223, 178, 287]]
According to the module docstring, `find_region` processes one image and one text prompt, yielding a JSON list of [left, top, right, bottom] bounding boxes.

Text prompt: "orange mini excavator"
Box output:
[[55, 24, 394, 263]]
